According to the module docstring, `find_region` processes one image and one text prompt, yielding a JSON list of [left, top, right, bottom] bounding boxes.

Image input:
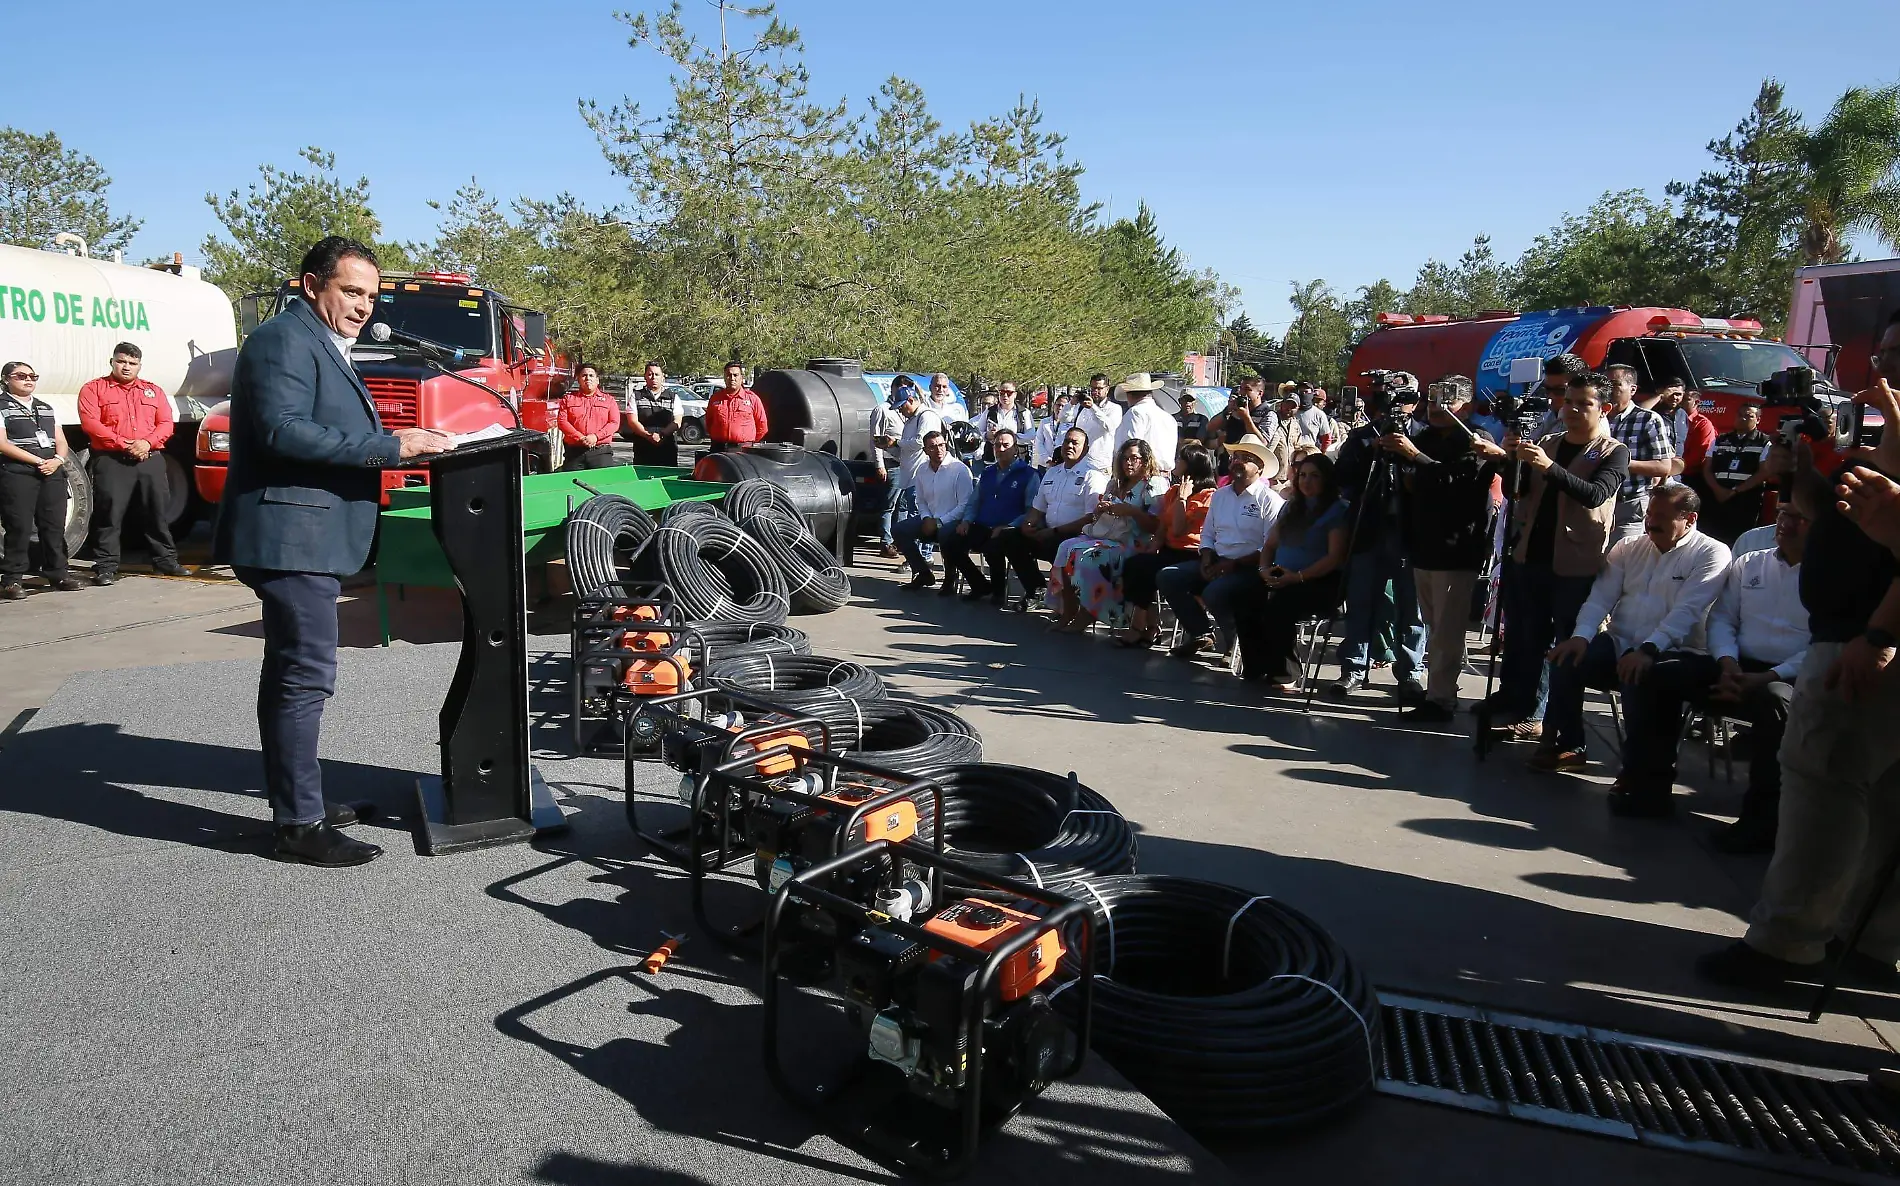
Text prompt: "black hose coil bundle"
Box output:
[[740, 511, 851, 613], [724, 478, 851, 614], [565, 495, 658, 598], [652, 501, 789, 625], [724, 478, 806, 526], [680, 621, 810, 668], [908, 763, 1135, 891], [781, 696, 982, 769], [1051, 874, 1381, 1135], [707, 653, 886, 715]]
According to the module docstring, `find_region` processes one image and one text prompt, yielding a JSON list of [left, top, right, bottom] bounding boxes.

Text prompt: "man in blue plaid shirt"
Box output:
[[1602, 364, 1682, 545]]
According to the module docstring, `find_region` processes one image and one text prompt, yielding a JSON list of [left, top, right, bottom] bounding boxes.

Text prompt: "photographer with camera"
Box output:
[[1075, 372, 1124, 472], [1698, 311, 1900, 990], [1206, 376, 1268, 446], [1378, 375, 1508, 722], [1328, 370, 1428, 699], [1482, 370, 1631, 740], [1605, 362, 1682, 546]]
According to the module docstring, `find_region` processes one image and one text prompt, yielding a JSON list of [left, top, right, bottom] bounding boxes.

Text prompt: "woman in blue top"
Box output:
[[1235, 454, 1353, 691]]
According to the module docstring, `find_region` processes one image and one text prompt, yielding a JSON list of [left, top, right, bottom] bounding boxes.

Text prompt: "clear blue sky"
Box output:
[[15, 0, 1899, 336]]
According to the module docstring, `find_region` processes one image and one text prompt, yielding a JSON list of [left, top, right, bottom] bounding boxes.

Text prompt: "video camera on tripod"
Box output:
[[1360, 369, 1419, 436], [1760, 364, 1836, 445]]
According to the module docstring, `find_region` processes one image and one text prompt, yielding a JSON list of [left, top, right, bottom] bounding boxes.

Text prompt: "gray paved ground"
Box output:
[[0, 540, 1879, 1184]]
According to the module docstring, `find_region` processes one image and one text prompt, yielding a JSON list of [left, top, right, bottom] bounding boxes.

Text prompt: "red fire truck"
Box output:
[[194, 270, 572, 506], [1347, 305, 1848, 438]]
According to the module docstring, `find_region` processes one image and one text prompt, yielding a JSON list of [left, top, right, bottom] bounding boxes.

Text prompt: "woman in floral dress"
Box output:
[[1045, 438, 1168, 632]]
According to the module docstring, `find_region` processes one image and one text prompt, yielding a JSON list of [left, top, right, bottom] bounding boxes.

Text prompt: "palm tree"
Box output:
[[1795, 84, 1900, 264]]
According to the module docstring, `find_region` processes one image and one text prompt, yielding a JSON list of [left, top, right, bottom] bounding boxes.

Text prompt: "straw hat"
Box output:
[[1227, 433, 1274, 465], [1117, 372, 1164, 395]]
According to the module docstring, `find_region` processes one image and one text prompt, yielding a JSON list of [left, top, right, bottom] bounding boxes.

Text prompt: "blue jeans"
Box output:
[[1156, 560, 1259, 641], [237, 567, 341, 826], [1337, 533, 1424, 680], [878, 478, 907, 546], [892, 514, 941, 576], [1497, 561, 1597, 722]]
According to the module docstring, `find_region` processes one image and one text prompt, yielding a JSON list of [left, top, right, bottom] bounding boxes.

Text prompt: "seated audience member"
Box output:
[[892, 431, 973, 591], [1235, 454, 1353, 691], [989, 427, 1105, 608], [1606, 505, 1808, 834], [1117, 445, 1219, 648], [1700, 402, 1779, 544], [1158, 435, 1285, 657], [1046, 438, 1168, 632], [1534, 485, 1731, 779], [940, 429, 1037, 603]]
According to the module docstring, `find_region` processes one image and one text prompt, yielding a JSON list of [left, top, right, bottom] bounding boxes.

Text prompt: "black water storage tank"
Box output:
[[753, 359, 878, 462], [692, 443, 857, 564]]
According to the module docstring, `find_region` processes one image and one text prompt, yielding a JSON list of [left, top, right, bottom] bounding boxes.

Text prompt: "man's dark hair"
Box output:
[[575, 362, 601, 378], [1545, 353, 1590, 379], [1653, 483, 1701, 517], [1238, 376, 1265, 393], [922, 430, 944, 445], [725, 360, 745, 371], [1574, 370, 1611, 397], [1651, 374, 1686, 392], [112, 342, 142, 361], [1605, 362, 1638, 385], [993, 428, 1017, 446], [643, 360, 664, 372], [1090, 373, 1109, 386], [299, 236, 380, 288], [1064, 426, 1089, 445]]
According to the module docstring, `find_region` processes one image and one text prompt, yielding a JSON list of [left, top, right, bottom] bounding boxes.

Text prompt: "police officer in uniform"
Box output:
[[0, 361, 84, 599]]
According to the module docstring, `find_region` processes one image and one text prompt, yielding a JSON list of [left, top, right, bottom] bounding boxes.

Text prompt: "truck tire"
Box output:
[[60, 454, 94, 557], [161, 451, 201, 536], [677, 417, 706, 446]]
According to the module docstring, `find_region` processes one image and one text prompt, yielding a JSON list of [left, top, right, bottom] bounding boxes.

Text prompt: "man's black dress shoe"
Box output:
[[274, 821, 382, 867], [324, 800, 366, 827]]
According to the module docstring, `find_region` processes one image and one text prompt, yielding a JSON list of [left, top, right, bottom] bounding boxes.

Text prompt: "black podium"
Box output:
[[410, 429, 566, 855]]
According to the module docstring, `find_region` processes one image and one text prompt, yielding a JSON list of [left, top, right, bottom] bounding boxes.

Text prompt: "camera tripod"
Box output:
[[1473, 441, 1535, 760]]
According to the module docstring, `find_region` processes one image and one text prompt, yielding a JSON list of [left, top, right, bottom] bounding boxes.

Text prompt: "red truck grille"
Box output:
[[364, 377, 420, 428]]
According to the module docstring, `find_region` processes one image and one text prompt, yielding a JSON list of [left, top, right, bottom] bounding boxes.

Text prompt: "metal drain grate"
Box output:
[[1376, 993, 1900, 1182]]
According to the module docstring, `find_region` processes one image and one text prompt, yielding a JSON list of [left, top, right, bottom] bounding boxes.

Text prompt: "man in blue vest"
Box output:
[[214, 236, 452, 867], [940, 428, 1037, 604]]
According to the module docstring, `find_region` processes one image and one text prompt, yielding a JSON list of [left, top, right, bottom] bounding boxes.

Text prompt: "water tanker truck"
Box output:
[[0, 239, 238, 551]]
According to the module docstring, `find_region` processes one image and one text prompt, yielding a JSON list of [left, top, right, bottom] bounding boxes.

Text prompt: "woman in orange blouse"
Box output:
[[1115, 444, 1219, 648]]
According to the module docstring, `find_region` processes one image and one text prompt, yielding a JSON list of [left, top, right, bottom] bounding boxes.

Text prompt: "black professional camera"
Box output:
[[1760, 365, 1832, 444]]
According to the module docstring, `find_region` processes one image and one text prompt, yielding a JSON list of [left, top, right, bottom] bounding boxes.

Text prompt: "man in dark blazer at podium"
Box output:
[[214, 236, 452, 867]]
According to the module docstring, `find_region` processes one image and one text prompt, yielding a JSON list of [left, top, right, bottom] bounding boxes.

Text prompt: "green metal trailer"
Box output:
[[373, 463, 728, 643]]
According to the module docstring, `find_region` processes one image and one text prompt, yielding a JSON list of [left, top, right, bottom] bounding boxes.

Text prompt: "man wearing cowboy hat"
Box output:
[[1112, 372, 1178, 470], [1158, 433, 1284, 657]]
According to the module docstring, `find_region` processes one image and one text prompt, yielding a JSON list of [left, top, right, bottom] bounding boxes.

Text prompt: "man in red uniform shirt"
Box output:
[[557, 363, 621, 470], [78, 341, 185, 583], [705, 360, 768, 453]]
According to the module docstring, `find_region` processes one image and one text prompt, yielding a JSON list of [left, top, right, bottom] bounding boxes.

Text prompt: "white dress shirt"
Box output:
[[1201, 477, 1285, 560], [983, 406, 1032, 439], [1113, 399, 1178, 469], [895, 408, 945, 490], [912, 456, 974, 523], [1076, 399, 1124, 471], [1707, 547, 1808, 679], [1033, 415, 1069, 467], [1033, 461, 1109, 531], [1574, 528, 1732, 654]]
